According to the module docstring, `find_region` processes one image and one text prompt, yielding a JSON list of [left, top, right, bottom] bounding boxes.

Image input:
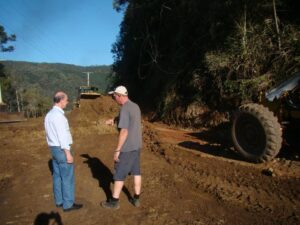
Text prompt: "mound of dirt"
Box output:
[[69, 95, 119, 124], [0, 98, 299, 225], [160, 102, 229, 128]]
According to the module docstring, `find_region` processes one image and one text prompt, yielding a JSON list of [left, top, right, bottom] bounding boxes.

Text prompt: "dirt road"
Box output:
[[0, 97, 299, 225]]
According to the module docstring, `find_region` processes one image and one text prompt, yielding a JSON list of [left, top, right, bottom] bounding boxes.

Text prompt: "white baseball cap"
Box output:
[[108, 85, 128, 96]]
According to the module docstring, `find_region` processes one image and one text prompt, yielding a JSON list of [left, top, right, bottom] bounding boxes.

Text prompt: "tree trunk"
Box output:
[[19, 91, 24, 111], [15, 89, 20, 112], [242, 3, 247, 78], [242, 3, 247, 55], [273, 0, 281, 50]]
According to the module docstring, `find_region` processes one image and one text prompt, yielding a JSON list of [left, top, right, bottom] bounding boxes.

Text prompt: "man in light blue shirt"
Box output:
[[44, 91, 82, 212]]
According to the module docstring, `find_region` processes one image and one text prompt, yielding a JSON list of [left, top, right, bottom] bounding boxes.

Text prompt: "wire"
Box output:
[[0, 1, 70, 62], [6, 0, 70, 59], [0, 16, 54, 61]]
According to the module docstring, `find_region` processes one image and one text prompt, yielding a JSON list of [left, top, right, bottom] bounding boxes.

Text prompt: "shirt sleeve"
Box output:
[[118, 107, 129, 129]]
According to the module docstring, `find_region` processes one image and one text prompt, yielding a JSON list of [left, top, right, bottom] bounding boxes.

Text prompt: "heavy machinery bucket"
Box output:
[[80, 93, 101, 99]]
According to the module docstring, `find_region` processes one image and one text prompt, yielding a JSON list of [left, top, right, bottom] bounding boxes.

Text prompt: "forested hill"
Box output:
[[0, 60, 112, 115], [112, 0, 300, 128]]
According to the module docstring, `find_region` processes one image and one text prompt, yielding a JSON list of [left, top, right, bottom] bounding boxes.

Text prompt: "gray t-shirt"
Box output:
[[118, 100, 142, 152]]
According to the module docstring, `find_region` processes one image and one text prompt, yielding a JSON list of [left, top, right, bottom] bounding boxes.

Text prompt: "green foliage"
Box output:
[[111, 0, 300, 123], [223, 75, 270, 102], [0, 25, 16, 52], [1, 61, 113, 116], [113, 0, 128, 12], [21, 86, 52, 117], [0, 25, 16, 111], [0, 76, 16, 109]]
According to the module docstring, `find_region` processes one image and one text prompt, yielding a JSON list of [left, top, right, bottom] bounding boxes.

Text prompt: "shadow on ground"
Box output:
[[81, 154, 132, 201], [178, 122, 243, 161], [179, 122, 300, 162], [34, 211, 63, 225]]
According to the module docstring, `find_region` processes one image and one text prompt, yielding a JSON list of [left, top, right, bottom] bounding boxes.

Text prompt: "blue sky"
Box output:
[[0, 0, 124, 66]]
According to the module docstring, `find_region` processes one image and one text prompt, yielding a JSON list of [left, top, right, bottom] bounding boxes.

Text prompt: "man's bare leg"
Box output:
[[129, 175, 141, 207], [134, 175, 141, 195], [112, 181, 124, 199]]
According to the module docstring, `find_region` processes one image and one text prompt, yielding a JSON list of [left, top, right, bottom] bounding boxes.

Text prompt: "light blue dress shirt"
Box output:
[[44, 106, 73, 150]]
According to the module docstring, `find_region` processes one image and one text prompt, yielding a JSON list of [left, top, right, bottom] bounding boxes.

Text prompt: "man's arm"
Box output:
[[114, 128, 128, 161], [54, 115, 73, 163], [64, 149, 74, 163]]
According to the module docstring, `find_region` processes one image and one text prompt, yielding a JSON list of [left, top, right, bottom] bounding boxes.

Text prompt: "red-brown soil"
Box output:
[[0, 96, 299, 225]]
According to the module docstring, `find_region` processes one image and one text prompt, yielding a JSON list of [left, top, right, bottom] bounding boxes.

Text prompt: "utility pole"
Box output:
[[83, 72, 93, 86], [0, 83, 5, 105], [0, 83, 6, 112]]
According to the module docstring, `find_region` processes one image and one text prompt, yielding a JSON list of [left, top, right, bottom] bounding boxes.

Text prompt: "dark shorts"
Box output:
[[114, 150, 141, 181]]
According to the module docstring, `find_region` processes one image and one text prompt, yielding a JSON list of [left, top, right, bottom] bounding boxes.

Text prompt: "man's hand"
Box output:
[[64, 149, 74, 163], [114, 151, 120, 162], [105, 118, 114, 126]]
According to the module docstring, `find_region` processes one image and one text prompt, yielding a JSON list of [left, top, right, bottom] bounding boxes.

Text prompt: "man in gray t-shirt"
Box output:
[[101, 86, 142, 209], [118, 100, 142, 152]]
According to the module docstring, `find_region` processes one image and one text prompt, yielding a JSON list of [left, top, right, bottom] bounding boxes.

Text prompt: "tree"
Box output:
[[113, 0, 128, 12], [0, 25, 16, 110], [0, 25, 16, 78], [22, 86, 52, 118], [0, 25, 16, 52], [111, 0, 300, 128]]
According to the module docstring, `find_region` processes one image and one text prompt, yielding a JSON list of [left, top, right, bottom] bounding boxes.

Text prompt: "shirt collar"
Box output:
[[123, 99, 130, 106], [53, 105, 65, 114]]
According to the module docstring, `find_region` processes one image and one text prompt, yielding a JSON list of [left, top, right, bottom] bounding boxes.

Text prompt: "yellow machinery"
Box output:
[[75, 86, 101, 107], [231, 72, 300, 162]]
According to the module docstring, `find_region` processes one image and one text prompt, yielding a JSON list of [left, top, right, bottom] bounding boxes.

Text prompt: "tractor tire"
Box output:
[[231, 103, 282, 162]]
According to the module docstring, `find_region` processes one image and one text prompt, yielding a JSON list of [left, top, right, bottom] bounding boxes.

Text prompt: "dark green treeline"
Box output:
[[112, 0, 300, 126]]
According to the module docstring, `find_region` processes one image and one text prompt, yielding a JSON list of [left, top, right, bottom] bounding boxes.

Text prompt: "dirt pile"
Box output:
[[0, 98, 299, 225], [143, 122, 300, 225], [70, 95, 119, 123], [68, 96, 120, 136], [160, 102, 229, 128]]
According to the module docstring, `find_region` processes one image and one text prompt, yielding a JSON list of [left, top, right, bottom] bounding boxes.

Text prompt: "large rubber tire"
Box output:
[[231, 103, 282, 162]]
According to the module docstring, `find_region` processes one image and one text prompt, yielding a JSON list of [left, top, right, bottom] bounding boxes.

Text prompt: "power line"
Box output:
[[0, 17, 53, 61], [4, 0, 70, 59], [0, 1, 71, 63]]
